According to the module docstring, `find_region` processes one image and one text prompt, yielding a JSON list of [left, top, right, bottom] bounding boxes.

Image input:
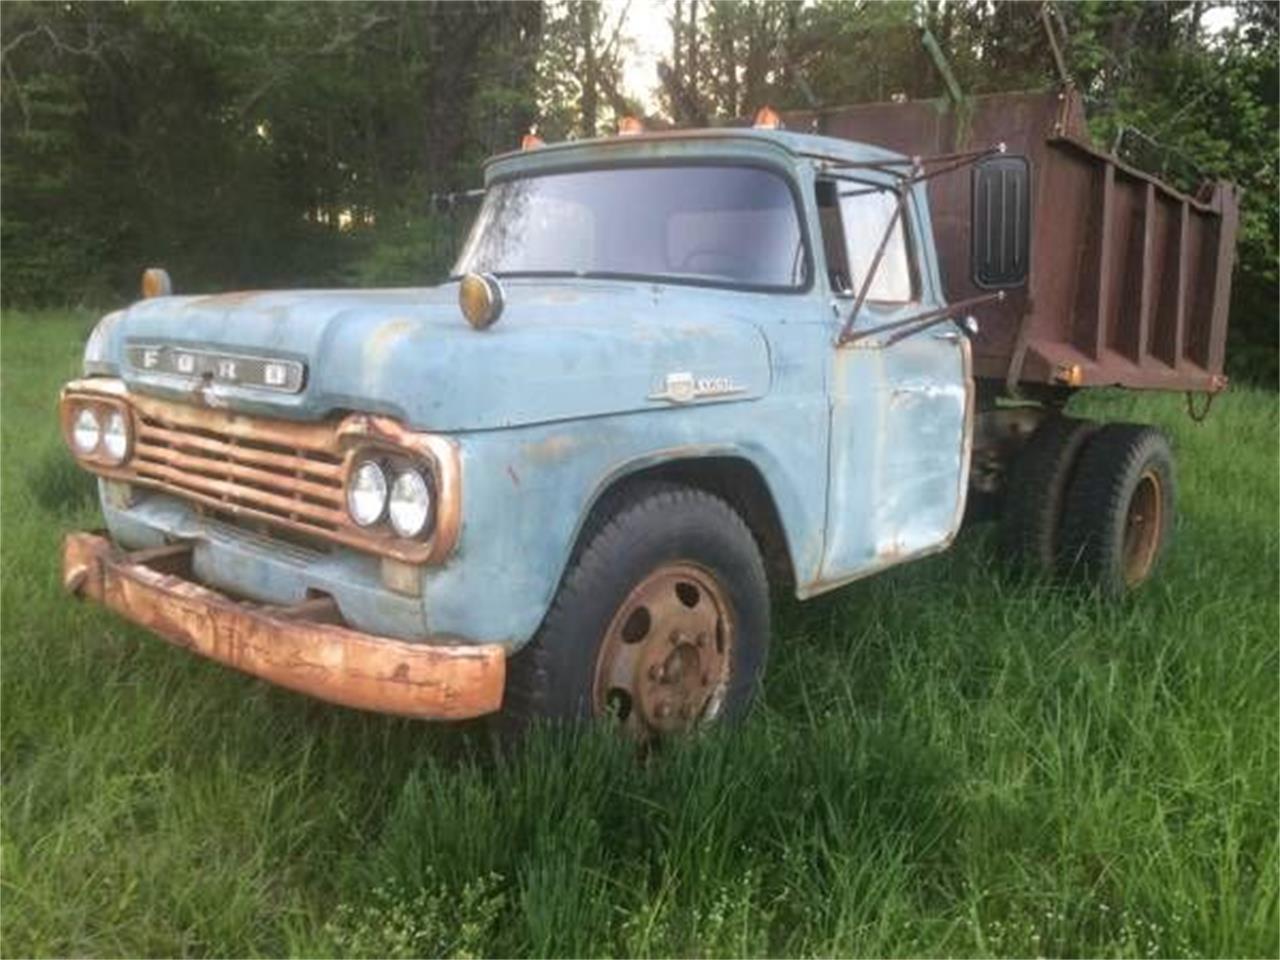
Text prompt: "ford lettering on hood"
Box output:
[[126, 344, 306, 394]]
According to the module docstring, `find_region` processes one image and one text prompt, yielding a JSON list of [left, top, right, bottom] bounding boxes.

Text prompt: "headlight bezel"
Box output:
[[62, 395, 133, 468], [342, 447, 439, 542]]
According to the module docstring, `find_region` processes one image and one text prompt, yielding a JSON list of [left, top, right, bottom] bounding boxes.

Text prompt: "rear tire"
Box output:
[[1057, 424, 1176, 595], [501, 484, 770, 740], [1000, 416, 1099, 574]]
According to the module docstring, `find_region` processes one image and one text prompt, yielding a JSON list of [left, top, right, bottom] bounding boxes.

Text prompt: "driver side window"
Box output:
[[817, 179, 916, 303]]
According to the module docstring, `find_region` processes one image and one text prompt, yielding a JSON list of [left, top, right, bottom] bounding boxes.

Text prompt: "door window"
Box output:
[[817, 180, 917, 302]]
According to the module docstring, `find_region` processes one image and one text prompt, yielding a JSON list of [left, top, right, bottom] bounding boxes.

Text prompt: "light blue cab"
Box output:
[[75, 126, 976, 733]]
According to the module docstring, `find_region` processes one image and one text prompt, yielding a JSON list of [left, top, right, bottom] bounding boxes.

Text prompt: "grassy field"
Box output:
[[2, 309, 1276, 958]]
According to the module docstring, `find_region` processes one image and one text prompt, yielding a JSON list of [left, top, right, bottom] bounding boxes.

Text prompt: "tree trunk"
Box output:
[[580, 1, 598, 137]]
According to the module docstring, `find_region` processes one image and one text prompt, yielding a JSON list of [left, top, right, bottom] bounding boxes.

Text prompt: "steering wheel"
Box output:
[[678, 249, 752, 278]]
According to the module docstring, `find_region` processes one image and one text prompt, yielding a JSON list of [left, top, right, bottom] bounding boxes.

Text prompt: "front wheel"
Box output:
[[501, 484, 770, 740]]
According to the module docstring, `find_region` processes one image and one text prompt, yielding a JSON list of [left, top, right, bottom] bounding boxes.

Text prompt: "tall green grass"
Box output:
[[2, 310, 1276, 957]]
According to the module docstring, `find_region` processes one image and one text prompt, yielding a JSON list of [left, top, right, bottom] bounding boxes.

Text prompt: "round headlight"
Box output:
[[347, 460, 388, 527], [388, 469, 433, 538], [72, 407, 101, 454], [102, 410, 129, 464]]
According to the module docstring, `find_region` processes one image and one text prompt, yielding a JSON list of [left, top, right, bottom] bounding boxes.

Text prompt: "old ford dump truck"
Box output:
[[58, 87, 1237, 739]]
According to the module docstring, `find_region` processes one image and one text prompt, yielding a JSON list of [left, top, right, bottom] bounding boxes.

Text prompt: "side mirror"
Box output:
[[971, 155, 1030, 288]]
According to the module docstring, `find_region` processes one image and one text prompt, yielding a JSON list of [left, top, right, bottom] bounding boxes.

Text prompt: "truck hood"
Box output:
[[97, 280, 774, 431]]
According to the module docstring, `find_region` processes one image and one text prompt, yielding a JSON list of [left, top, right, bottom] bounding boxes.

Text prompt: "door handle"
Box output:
[[932, 329, 961, 341]]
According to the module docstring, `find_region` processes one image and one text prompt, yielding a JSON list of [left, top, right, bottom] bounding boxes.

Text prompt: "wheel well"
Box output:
[[582, 456, 795, 593]]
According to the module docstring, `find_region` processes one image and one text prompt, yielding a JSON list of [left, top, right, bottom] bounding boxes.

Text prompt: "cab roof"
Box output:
[[485, 126, 909, 178]]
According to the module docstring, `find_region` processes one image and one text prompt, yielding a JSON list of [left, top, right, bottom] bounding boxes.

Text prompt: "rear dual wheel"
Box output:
[[1000, 416, 1099, 572], [1058, 423, 1176, 595], [1001, 418, 1176, 595]]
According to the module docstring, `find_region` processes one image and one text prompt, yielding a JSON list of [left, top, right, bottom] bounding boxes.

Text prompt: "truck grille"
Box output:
[[60, 379, 460, 565], [133, 411, 347, 532]]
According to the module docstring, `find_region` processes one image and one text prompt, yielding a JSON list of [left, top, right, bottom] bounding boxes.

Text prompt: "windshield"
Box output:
[[454, 165, 808, 290]]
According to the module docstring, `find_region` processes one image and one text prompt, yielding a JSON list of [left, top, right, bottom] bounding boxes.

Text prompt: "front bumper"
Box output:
[[62, 531, 506, 720]]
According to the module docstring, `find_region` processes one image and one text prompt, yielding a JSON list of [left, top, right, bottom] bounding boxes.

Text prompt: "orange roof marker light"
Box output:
[[617, 116, 645, 136], [521, 127, 544, 150], [141, 267, 172, 299], [752, 106, 782, 130]]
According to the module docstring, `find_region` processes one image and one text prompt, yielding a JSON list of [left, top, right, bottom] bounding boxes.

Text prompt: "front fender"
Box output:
[[421, 397, 827, 649]]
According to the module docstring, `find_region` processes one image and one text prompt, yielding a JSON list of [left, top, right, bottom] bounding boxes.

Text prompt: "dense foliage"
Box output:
[[1, 1, 1275, 380]]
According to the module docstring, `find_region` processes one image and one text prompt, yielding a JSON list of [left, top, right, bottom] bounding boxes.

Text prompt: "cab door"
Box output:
[[814, 176, 972, 589]]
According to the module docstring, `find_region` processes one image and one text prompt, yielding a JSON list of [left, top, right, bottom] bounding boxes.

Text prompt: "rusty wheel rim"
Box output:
[[1122, 470, 1163, 586], [593, 562, 734, 737]]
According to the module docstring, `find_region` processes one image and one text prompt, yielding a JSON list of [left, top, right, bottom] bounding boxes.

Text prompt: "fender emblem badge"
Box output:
[[648, 372, 745, 404]]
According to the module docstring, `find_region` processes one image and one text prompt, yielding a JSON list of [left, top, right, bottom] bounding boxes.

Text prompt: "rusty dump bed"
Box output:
[[785, 89, 1239, 393]]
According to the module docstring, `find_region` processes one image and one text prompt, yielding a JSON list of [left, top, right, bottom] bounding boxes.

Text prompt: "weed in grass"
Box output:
[[28, 446, 97, 515], [1, 311, 1276, 957], [323, 873, 505, 959]]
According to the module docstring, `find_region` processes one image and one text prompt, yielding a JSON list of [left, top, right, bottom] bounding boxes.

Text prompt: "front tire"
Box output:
[[501, 484, 770, 739]]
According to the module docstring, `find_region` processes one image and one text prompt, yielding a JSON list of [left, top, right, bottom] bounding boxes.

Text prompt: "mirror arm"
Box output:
[[910, 144, 1005, 186], [836, 181, 912, 345], [833, 143, 1011, 347], [426, 187, 485, 213], [839, 291, 1005, 348], [823, 144, 1005, 179]]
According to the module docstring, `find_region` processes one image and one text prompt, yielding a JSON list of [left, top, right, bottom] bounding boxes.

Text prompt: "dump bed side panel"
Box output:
[[784, 91, 1237, 393]]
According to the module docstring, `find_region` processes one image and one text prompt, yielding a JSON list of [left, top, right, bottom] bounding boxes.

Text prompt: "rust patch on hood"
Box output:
[[365, 318, 417, 366]]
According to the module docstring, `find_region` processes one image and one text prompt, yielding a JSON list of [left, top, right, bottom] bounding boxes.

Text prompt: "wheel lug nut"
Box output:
[[670, 631, 684, 646]]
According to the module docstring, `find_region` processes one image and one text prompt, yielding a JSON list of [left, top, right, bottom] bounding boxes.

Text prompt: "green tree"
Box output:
[[534, 1, 634, 141], [0, 1, 542, 300]]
